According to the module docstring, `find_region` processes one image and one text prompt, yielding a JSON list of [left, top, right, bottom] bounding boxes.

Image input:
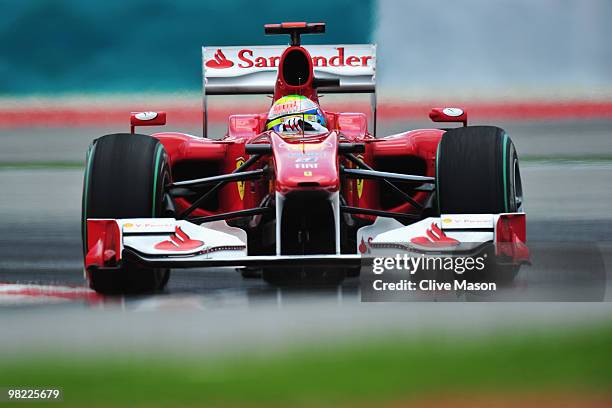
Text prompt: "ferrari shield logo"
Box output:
[[356, 155, 364, 198], [236, 157, 245, 200]]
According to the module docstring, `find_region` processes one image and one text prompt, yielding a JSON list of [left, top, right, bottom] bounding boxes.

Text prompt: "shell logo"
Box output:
[[123, 223, 134, 228], [442, 218, 453, 224]]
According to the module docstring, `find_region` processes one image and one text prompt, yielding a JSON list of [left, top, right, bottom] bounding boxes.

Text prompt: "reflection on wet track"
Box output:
[[0, 154, 611, 307]]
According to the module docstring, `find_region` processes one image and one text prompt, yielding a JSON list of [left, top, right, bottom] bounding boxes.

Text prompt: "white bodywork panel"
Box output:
[[203, 44, 376, 95], [118, 218, 247, 260], [357, 214, 502, 256]]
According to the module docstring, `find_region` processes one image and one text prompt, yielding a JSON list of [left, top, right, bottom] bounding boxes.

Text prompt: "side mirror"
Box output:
[[130, 111, 166, 133], [429, 107, 467, 127]]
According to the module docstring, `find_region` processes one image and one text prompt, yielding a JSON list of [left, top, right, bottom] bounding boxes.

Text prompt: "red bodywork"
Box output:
[[150, 119, 442, 222], [130, 28, 449, 256], [81, 22, 530, 286]]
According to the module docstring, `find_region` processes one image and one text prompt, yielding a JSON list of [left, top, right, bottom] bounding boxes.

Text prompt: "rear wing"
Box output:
[[202, 44, 377, 137]]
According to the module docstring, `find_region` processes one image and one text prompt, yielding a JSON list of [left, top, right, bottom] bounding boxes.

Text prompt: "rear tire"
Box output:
[[436, 126, 524, 284], [82, 133, 171, 294]]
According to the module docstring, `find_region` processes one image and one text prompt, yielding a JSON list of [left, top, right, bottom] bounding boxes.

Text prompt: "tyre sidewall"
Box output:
[[82, 134, 171, 293]]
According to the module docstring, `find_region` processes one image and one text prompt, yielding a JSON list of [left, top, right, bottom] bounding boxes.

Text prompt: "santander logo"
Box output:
[[205, 47, 372, 70], [205, 49, 234, 69], [154, 227, 204, 252], [410, 223, 459, 248], [358, 236, 373, 254]]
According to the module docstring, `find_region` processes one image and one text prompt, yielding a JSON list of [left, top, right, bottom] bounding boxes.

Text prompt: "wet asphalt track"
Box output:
[[0, 120, 611, 306]]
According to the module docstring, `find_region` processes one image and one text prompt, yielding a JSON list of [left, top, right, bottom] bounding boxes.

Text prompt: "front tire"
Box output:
[[437, 126, 522, 214], [82, 133, 171, 294], [436, 126, 524, 284]]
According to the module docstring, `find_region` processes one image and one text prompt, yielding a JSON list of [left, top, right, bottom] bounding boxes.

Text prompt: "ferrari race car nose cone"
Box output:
[[270, 132, 340, 194]]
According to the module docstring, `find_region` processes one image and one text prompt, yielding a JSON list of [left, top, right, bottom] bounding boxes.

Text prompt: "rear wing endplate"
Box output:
[[202, 44, 376, 137]]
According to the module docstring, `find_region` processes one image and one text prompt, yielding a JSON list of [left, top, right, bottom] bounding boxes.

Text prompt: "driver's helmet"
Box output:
[[266, 95, 327, 134]]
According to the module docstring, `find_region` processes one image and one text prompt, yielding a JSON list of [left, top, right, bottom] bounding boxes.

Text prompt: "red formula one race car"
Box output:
[[82, 22, 528, 294]]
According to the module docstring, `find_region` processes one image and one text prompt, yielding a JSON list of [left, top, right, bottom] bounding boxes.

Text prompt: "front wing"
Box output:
[[84, 218, 362, 271], [357, 213, 529, 264], [84, 213, 528, 272]]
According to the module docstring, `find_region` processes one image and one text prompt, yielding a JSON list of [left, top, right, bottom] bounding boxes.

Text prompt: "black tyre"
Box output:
[[82, 133, 171, 294], [436, 126, 524, 284], [436, 126, 523, 214]]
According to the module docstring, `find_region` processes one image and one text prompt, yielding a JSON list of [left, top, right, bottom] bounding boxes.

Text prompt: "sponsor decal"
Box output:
[[122, 220, 174, 232], [356, 179, 364, 198], [410, 223, 459, 248], [295, 156, 318, 163], [154, 226, 204, 252], [204, 45, 374, 75], [205, 47, 372, 70], [358, 236, 373, 254], [295, 163, 318, 169], [356, 154, 365, 199], [303, 171, 313, 177], [205, 49, 234, 69], [286, 143, 326, 151], [268, 96, 318, 117], [442, 107, 463, 117], [288, 151, 321, 157], [441, 214, 493, 229], [134, 111, 158, 121], [236, 157, 246, 200]]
